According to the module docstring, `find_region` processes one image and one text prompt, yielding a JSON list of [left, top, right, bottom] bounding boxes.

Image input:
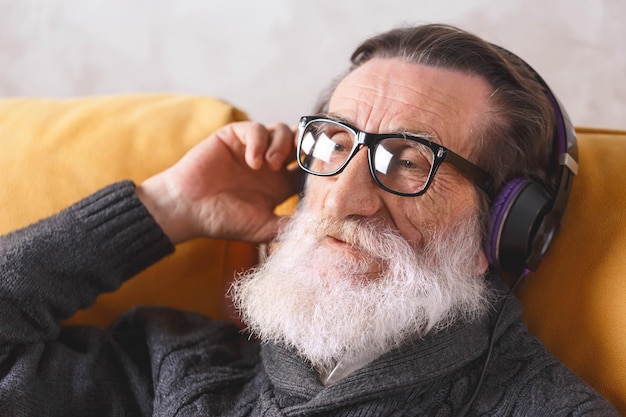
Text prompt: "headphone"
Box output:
[[456, 44, 579, 417], [485, 45, 578, 273], [303, 41, 578, 274]]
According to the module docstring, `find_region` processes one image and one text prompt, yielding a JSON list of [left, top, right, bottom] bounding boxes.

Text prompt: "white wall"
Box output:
[[0, 0, 624, 128]]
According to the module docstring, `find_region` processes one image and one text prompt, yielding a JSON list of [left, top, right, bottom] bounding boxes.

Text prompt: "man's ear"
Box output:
[[475, 251, 490, 275]]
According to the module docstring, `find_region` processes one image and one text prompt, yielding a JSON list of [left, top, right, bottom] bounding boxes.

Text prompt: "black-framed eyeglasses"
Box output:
[[296, 116, 494, 197]]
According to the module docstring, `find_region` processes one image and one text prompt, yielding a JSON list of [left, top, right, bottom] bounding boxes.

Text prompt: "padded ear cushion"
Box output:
[[488, 179, 554, 271], [487, 178, 530, 268]]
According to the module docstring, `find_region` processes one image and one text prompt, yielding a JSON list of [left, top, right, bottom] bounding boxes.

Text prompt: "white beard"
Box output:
[[229, 206, 492, 374]]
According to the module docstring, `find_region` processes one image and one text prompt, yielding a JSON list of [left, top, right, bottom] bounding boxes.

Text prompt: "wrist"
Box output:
[[136, 177, 191, 245]]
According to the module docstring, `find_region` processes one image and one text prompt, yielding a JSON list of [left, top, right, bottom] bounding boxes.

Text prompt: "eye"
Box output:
[[398, 158, 418, 169], [327, 130, 353, 152], [393, 146, 432, 172], [374, 139, 434, 176], [300, 120, 356, 172], [331, 138, 348, 152]]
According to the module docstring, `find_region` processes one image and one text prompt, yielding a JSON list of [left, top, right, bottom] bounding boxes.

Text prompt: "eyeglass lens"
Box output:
[[299, 120, 435, 195]]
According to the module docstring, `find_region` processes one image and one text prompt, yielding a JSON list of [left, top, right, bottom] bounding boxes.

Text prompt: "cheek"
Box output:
[[302, 176, 327, 211], [395, 184, 478, 248], [391, 202, 436, 249]]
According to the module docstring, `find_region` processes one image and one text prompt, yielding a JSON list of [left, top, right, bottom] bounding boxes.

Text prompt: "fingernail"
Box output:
[[268, 152, 282, 169]]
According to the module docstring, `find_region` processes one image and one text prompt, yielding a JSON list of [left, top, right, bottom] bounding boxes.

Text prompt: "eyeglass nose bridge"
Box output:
[[339, 130, 399, 192], [355, 130, 380, 148], [340, 130, 381, 176]]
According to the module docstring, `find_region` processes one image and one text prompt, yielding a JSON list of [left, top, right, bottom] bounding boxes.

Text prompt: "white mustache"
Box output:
[[310, 215, 407, 258]]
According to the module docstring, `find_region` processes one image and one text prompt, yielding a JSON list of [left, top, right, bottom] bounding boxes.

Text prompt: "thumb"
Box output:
[[274, 214, 294, 237], [253, 214, 293, 244]]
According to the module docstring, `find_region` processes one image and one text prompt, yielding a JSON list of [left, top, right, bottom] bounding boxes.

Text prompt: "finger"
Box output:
[[274, 214, 295, 237], [225, 122, 270, 170], [256, 215, 282, 243], [243, 122, 273, 170], [253, 213, 293, 243], [265, 123, 296, 170], [291, 124, 299, 147]]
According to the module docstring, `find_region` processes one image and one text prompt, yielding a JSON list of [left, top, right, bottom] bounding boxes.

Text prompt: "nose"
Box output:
[[320, 148, 385, 219]]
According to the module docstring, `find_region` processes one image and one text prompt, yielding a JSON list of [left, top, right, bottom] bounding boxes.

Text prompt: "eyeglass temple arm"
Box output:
[[443, 150, 495, 198]]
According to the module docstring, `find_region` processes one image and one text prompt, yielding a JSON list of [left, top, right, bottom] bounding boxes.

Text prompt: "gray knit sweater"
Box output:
[[0, 181, 618, 416]]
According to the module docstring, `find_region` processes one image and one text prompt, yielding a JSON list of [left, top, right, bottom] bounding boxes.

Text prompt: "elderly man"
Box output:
[[0, 24, 618, 416]]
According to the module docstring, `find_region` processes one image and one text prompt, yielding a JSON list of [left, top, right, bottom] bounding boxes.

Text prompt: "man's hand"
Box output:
[[136, 121, 299, 244]]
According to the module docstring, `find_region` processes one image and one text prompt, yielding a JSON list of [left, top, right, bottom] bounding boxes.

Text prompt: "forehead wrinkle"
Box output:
[[337, 73, 468, 134], [325, 110, 437, 144], [329, 59, 490, 152], [330, 90, 449, 146], [385, 78, 490, 151], [363, 67, 462, 113]]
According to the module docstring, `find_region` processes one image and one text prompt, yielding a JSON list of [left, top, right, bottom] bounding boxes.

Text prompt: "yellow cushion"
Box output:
[[0, 94, 258, 328], [518, 127, 626, 414]]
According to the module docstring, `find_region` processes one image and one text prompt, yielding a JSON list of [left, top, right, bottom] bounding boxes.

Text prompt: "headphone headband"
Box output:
[[486, 45, 577, 272]]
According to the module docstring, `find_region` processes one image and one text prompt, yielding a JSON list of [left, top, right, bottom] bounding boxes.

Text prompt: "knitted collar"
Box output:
[[259, 274, 522, 410]]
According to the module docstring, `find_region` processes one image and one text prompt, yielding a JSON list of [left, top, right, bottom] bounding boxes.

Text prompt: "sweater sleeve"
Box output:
[[0, 180, 175, 346]]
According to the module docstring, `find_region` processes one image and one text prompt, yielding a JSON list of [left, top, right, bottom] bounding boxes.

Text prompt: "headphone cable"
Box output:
[[455, 269, 528, 417]]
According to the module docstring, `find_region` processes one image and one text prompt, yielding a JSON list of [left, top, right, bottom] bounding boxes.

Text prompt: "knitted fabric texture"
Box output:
[[0, 182, 618, 416]]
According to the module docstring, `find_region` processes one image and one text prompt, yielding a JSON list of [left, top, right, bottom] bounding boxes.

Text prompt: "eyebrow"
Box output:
[[321, 112, 352, 125], [323, 112, 436, 141]]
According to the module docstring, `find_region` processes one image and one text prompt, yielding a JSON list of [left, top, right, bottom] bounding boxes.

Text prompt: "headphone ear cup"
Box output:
[[487, 178, 554, 271], [487, 178, 529, 268]]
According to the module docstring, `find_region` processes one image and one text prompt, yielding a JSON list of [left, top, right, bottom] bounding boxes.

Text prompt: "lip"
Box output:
[[323, 235, 378, 259], [320, 235, 384, 280], [321, 235, 361, 260], [323, 234, 352, 251]]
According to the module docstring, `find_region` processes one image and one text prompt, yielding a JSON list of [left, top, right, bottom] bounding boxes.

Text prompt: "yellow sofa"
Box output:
[[0, 95, 258, 326], [1, 95, 624, 413]]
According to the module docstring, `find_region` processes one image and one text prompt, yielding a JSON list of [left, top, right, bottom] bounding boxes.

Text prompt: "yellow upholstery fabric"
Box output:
[[0, 94, 258, 328], [517, 127, 626, 414]]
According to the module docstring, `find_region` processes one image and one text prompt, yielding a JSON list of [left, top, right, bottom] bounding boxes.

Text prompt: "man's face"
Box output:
[[304, 57, 492, 276], [231, 58, 494, 373]]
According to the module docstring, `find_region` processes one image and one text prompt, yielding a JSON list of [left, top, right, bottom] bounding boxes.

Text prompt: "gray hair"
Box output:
[[315, 24, 556, 195]]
